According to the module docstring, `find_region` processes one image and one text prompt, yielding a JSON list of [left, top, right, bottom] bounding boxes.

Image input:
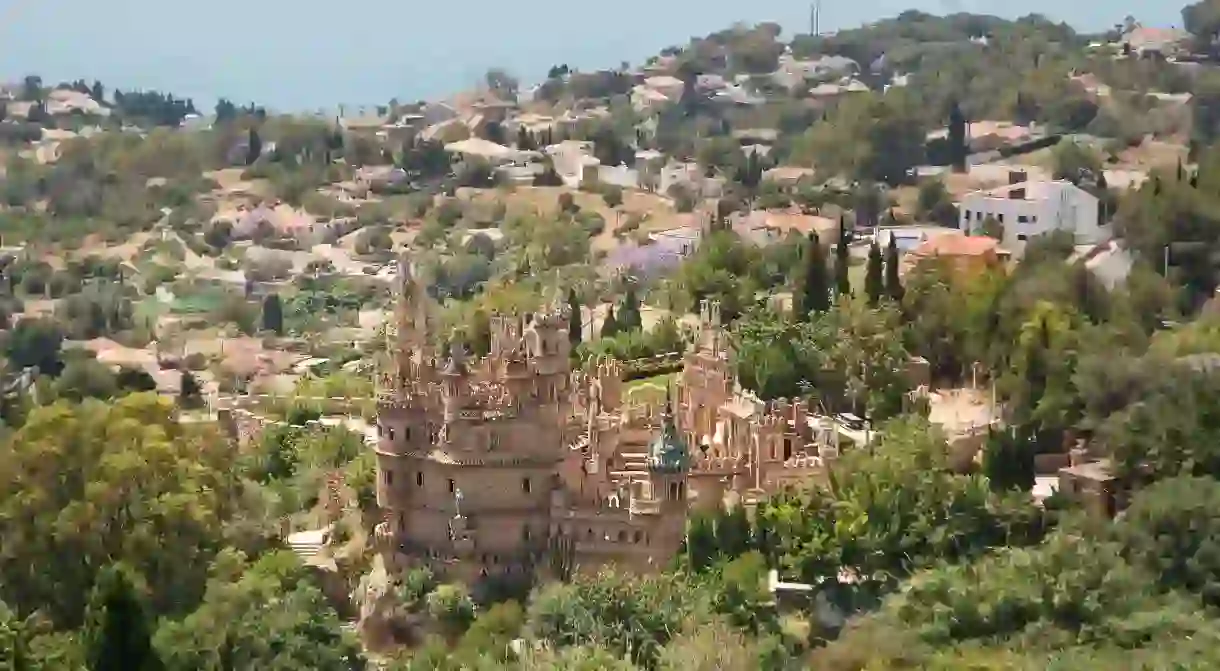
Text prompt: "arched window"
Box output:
[[669, 482, 679, 500], [522, 477, 532, 494], [617, 530, 626, 542], [633, 531, 643, 544], [416, 472, 424, 487]]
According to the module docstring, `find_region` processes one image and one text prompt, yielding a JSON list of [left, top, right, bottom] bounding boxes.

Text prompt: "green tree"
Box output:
[[883, 234, 904, 302], [834, 218, 851, 298], [601, 186, 624, 209], [5, 318, 64, 376], [155, 550, 363, 671], [179, 371, 202, 408], [981, 428, 1035, 492], [1051, 139, 1102, 184], [948, 100, 967, 173], [864, 242, 884, 307], [261, 293, 283, 335], [618, 285, 643, 333], [567, 288, 583, 346], [245, 127, 262, 166], [798, 232, 830, 317], [0, 395, 242, 627], [84, 565, 162, 671], [1116, 475, 1220, 606], [600, 304, 619, 339]]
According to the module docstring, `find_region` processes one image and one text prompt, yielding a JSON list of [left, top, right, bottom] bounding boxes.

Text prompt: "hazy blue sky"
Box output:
[[0, 0, 1181, 111]]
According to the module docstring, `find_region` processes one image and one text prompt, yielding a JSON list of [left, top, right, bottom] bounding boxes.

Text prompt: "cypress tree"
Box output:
[[799, 232, 830, 317], [715, 503, 752, 559], [84, 565, 162, 671], [948, 100, 967, 173], [618, 285, 643, 333], [566, 288, 582, 346], [834, 216, 852, 298], [245, 126, 262, 166], [865, 241, 884, 307], [261, 293, 283, 335], [884, 234, 904, 302], [684, 512, 719, 572], [600, 304, 619, 339]]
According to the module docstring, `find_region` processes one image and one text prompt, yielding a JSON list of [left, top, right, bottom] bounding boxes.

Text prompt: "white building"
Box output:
[[959, 176, 1102, 257]]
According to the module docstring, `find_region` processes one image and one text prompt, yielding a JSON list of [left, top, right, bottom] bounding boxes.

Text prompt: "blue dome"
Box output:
[[648, 395, 688, 473]]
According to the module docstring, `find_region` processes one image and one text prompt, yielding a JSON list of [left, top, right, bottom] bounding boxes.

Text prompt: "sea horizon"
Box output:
[[0, 0, 1183, 113]]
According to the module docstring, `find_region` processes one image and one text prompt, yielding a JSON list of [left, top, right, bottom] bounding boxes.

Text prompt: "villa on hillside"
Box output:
[[959, 171, 1103, 257]]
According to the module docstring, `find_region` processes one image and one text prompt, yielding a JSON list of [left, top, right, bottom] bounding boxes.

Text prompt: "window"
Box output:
[[634, 531, 643, 544], [416, 472, 424, 487], [522, 477, 532, 494], [522, 527, 531, 541], [404, 426, 411, 441], [490, 433, 499, 450], [386, 426, 395, 440], [448, 479, 456, 494], [1017, 234, 1028, 241], [1017, 215, 1029, 223], [997, 214, 1005, 222], [386, 469, 394, 485]]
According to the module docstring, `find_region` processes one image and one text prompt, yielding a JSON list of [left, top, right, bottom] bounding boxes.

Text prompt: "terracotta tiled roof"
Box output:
[[911, 233, 998, 257]]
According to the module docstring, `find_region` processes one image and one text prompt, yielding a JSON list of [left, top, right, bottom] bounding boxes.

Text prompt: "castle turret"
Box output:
[[439, 341, 468, 425], [647, 391, 690, 509]]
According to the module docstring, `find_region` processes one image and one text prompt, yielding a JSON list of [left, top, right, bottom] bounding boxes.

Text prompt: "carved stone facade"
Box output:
[[373, 256, 840, 587]]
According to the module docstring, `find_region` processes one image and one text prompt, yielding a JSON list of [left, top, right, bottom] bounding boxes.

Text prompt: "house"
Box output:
[[959, 171, 1102, 257], [546, 140, 600, 188], [444, 137, 517, 165], [900, 232, 1004, 278], [45, 88, 109, 117], [422, 102, 458, 126], [1057, 456, 1118, 518], [658, 162, 723, 200], [632, 85, 674, 113], [1121, 26, 1189, 59], [738, 210, 838, 245], [1070, 240, 1134, 289], [762, 166, 816, 188], [643, 75, 686, 101]]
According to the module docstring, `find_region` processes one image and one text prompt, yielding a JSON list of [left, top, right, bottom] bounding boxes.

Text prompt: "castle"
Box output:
[[372, 256, 842, 588]]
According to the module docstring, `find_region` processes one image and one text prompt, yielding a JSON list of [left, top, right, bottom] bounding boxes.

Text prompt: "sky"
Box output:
[[0, 0, 1183, 112]]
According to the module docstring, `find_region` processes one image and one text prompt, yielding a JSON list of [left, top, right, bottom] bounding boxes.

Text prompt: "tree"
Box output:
[[834, 218, 851, 298], [884, 234, 904, 301], [154, 550, 363, 671], [84, 565, 162, 671], [600, 305, 619, 339], [601, 186, 624, 209], [245, 127, 262, 166], [948, 100, 967, 173], [1051, 139, 1101, 185], [618, 285, 643, 333], [1116, 476, 1220, 606], [179, 371, 202, 408], [5, 318, 64, 376], [915, 179, 958, 228], [567, 289, 583, 346], [979, 214, 1003, 240], [0, 395, 242, 626], [865, 242, 884, 307], [798, 233, 830, 317], [981, 428, 1035, 492], [261, 293, 284, 335]]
